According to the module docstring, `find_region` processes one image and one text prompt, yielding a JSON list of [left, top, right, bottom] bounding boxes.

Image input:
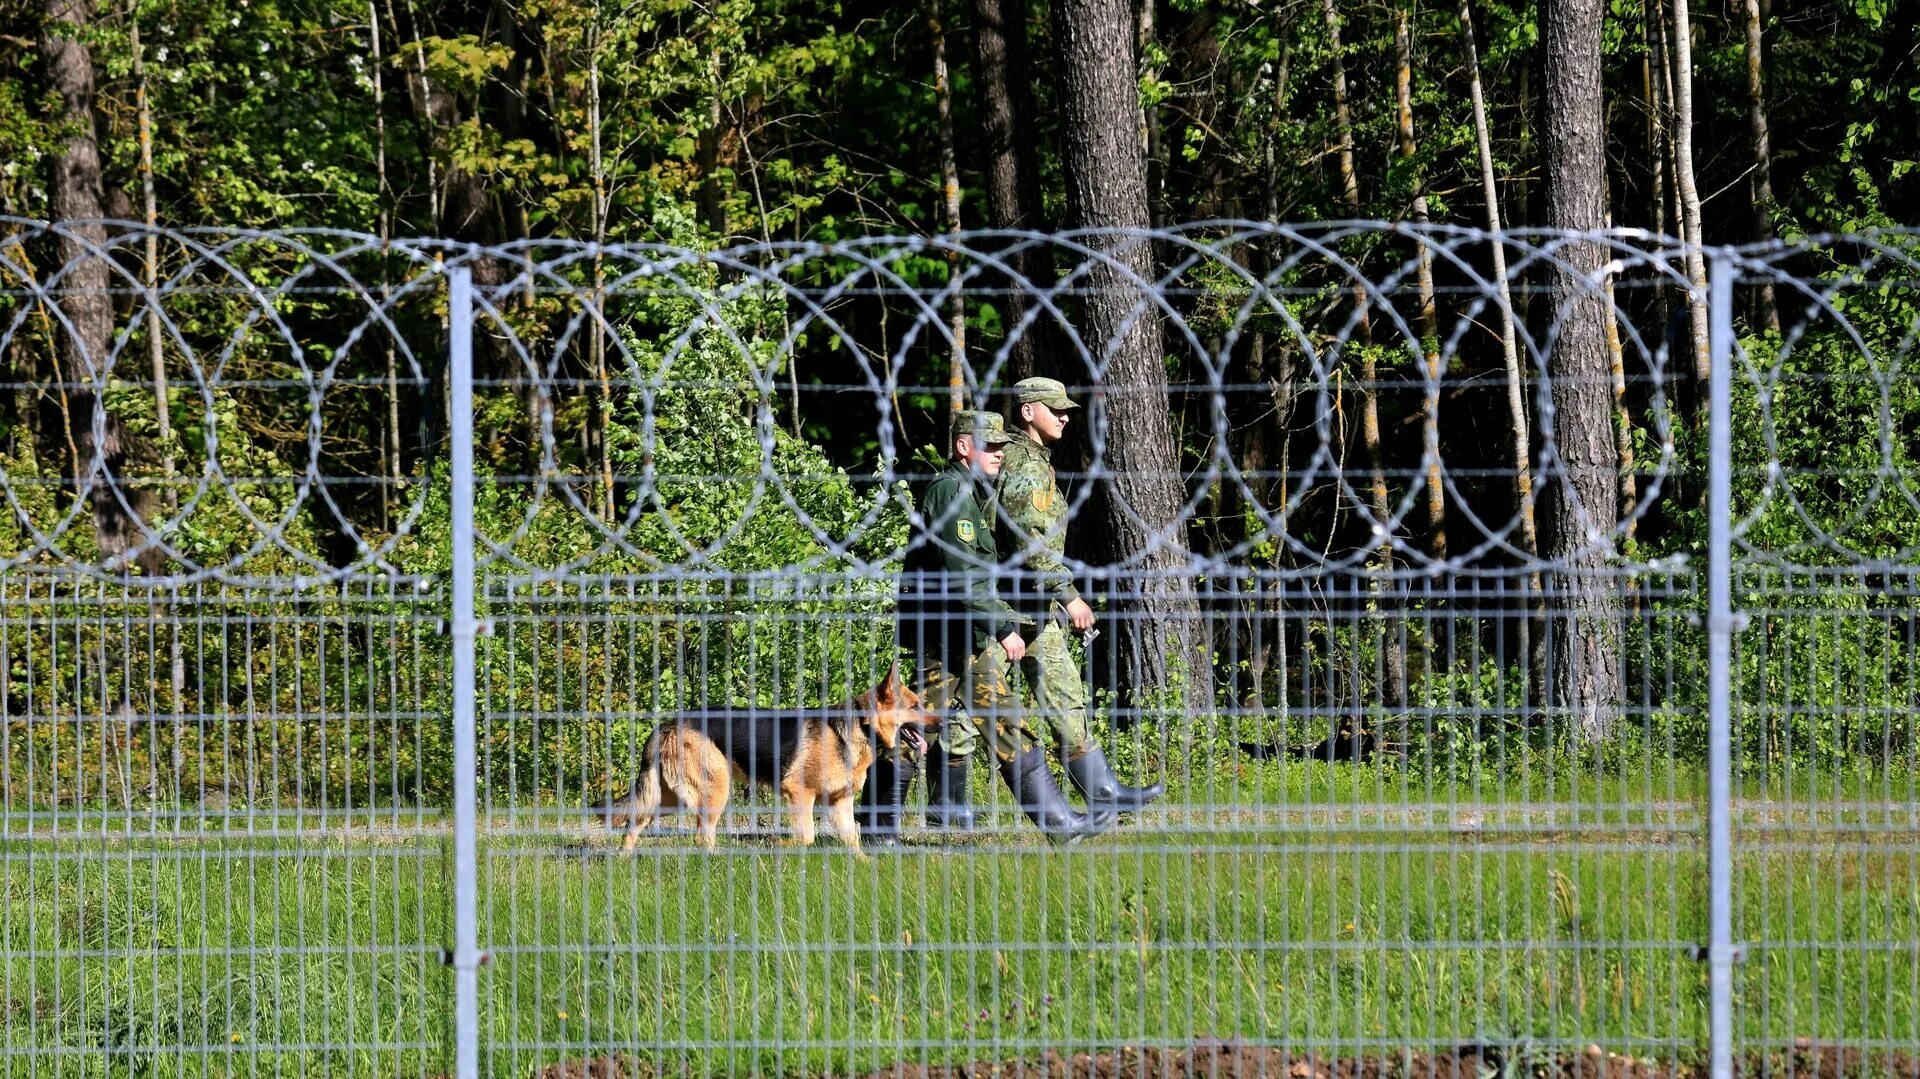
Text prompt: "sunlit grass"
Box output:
[[2, 763, 1916, 1077]]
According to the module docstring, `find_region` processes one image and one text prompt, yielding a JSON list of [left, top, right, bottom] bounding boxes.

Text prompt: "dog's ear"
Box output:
[[878, 664, 901, 705]]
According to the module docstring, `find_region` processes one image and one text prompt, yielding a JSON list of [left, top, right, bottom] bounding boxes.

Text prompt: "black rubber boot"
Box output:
[[922, 742, 976, 831], [996, 748, 1116, 846], [859, 756, 915, 846], [1064, 745, 1165, 813]]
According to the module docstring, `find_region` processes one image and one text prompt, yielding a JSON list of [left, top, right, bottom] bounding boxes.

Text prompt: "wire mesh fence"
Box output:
[[0, 219, 1916, 1077]]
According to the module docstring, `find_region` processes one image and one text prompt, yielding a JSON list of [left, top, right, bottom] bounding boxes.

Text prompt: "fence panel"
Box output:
[[0, 225, 461, 1076], [1, 219, 1915, 1078], [1717, 241, 1920, 1079]]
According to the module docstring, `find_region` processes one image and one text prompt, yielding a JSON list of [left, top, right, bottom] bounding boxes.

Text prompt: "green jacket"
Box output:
[[899, 463, 1025, 655], [995, 429, 1083, 612]]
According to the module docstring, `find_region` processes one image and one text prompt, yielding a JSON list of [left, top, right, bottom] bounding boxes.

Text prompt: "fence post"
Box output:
[[447, 263, 482, 1079], [1705, 252, 1737, 1079]]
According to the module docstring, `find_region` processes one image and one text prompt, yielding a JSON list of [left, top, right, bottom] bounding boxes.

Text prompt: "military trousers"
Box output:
[[910, 639, 1039, 764], [902, 619, 1096, 766], [1017, 619, 1096, 762]]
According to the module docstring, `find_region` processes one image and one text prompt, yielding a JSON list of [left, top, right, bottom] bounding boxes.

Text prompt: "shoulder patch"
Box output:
[[1031, 487, 1054, 512], [956, 519, 976, 543]]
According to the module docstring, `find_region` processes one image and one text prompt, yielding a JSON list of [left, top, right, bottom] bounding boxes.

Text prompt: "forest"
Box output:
[[0, 0, 1917, 794]]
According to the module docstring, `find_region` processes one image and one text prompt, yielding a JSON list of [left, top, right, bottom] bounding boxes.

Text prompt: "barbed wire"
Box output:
[[1, 217, 1916, 584]]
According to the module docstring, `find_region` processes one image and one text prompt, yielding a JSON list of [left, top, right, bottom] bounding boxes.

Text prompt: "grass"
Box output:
[[2, 761, 1917, 1078]]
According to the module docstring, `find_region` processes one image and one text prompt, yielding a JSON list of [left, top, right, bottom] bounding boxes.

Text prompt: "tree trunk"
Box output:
[[1323, 0, 1363, 219], [131, 20, 173, 504], [41, 0, 149, 571], [1743, 0, 1780, 331], [1603, 205, 1638, 537], [1395, 8, 1446, 560], [1460, 0, 1544, 708], [1264, 33, 1293, 226], [1516, 64, 1535, 327], [1643, 0, 1671, 334], [1253, 17, 1296, 582], [972, 0, 1048, 384], [1323, 0, 1405, 712], [1541, 0, 1621, 743], [1669, 0, 1711, 415], [588, 24, 616, 516], [932, 0, 967, 413], [398, 0, 441, 224], [1051, 0, 1213, 719], [1606, 272, 1637, 534], [1652, 0, 1678, 239], [1138, 0, 1166, 229], [131, 16, 187, 753], [372, 0, 403, 511], [1256, 19, 1295, 489]]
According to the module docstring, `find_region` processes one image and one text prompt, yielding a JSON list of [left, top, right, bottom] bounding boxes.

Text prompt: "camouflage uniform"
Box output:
[[996, 377, 1164, 816], [878, 409, 1120, 846], [995, 424, 1095, 762], [896, 412, 1038, 764]]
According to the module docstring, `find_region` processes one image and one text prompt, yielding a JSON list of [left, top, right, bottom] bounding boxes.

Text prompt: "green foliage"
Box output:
[[3, 0, 1919, 805]]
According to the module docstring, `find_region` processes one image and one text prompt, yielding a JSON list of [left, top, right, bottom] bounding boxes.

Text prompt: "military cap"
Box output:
[[950, 409, 1013, 445], [1012, 376, 1079, 410]]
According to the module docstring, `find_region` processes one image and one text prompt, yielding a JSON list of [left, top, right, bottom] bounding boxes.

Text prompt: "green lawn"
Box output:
[[3, 764, 1917, 1078]]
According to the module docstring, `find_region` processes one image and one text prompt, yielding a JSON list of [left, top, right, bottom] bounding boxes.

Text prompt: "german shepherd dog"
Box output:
[[598, 667, 933, 854]]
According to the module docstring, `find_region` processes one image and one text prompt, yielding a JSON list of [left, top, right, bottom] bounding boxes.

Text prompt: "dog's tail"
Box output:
[[591, 780, 653, 829], [594, 729, 668, 829]]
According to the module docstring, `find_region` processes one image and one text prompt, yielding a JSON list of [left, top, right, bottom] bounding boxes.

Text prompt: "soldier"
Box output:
[[995, 377, 1164, 813], [867, 409, 1115, 845]]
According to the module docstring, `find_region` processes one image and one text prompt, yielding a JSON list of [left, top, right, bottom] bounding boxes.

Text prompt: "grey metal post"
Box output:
[[1706, 253, 1737, 1079], [448, 264, 482, 1079]]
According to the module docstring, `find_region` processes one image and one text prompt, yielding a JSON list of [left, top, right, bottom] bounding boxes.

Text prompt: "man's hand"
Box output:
[[999, 630, 1028, 662], [1065, 597, 1095, 632]]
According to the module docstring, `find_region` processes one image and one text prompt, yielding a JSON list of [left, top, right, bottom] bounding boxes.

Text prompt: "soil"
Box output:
[[530, 1052, 644, 1079], [524, 1043, 1920, 1079]]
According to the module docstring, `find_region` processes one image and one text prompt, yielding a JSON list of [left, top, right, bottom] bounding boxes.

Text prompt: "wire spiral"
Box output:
[[2, 218, 1913, 584]]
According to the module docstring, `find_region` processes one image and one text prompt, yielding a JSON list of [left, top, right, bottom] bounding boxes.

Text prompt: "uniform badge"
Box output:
[[1032, 487, 1054, 512], [957, 519, 976, 543]]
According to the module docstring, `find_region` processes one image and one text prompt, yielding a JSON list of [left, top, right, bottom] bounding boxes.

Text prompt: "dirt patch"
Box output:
[[852, 1045, 1920, 1079], [850, 1044, 1660, 1079], [1749, 1043, 1920, 1079], [532, 1053, 645, 1079], [525, 1044, 1920, 1079]]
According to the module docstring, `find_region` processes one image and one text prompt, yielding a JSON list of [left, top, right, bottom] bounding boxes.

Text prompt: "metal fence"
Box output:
[[1, 219, 1917, 1078]]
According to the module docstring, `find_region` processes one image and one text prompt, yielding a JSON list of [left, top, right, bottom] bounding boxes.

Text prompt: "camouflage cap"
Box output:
[[950, 409, 1013, 446], [1012, 376, 1079, 410]]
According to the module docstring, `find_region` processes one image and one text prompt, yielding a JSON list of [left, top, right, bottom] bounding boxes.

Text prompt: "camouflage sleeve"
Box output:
[[997, 465, 1084, 607]]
